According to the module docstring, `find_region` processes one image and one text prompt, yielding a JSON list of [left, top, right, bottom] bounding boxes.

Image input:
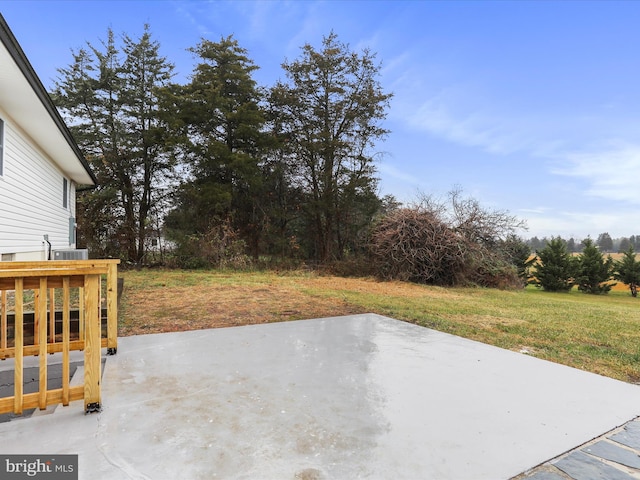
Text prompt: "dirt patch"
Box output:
[[118, 272, 468, 336], [119, 282, 368, 336]]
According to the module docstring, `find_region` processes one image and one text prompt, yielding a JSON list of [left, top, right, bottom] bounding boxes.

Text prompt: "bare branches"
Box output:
[[369, 208, 469, 285], [448, 188, 526, 246], [369, 189, 528, 287]]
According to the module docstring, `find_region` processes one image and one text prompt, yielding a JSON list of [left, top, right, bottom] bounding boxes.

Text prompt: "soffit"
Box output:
[[0, 21, 95, 186]]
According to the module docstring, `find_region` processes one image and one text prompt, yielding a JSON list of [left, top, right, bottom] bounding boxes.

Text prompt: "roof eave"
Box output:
[[0, 13, 97, 186]]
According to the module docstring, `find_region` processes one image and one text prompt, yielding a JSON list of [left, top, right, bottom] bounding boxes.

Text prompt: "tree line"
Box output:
[[532, 237, 640, 297], [52, 27, 392, 268], [527, 233, 640, 254], [61, 25, 639, 294]]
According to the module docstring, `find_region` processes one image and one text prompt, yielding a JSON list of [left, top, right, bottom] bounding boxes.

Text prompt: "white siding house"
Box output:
[[0, 14, 96, 261]]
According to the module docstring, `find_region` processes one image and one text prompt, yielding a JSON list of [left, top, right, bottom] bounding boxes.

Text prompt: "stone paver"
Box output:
[[584, 441, 640, 469], [555, 451, 637, 480], [520, 468, 569, 480], [516, 419, 640, 480], [612, 421, 640, 450]]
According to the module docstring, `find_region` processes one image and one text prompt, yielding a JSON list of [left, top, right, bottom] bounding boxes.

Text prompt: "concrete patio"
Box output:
[[1, 313, 640, 479]]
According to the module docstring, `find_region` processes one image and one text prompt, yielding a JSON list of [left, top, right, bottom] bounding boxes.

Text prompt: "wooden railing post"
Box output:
[[83, 273, 101, 413], [49, 287, 56, 344], [38, 277, 48, 410], [62, 276, 71, 406], [106, 262, 118, 354], [34, 288, 40, 347], [14, 278, 24, 415], [79, 285, 84, 342], [0, 290, 6, 350]]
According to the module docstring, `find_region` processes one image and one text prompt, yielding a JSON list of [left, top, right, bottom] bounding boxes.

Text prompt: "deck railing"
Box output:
[[0, 259, 120, 414]]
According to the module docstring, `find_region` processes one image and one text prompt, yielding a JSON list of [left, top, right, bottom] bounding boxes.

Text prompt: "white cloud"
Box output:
[[523, 207, 640, 240], [518, 207, 549, 215], [378, 163, 426, 187], [282, 2, 334, 54], [402, 86, 543, 156], [397, 83, 640, 237], [397, 80, 640, 209], [172, 2, 212, 36], [552, 144, 640, 205]]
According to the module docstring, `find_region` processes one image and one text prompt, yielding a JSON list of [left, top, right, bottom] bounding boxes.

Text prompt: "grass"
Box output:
[[119, 269, 640, 383]]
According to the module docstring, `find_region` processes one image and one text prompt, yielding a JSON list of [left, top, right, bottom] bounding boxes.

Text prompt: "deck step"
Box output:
[[29, 364, 84, 418]]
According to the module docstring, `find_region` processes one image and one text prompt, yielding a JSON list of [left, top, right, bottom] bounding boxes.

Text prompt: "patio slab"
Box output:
[[1, 313, 640, 479]]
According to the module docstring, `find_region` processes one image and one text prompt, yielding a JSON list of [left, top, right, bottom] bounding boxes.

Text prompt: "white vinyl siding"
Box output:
[[0, 117, 4, 176], [0, 116, 76, 257]]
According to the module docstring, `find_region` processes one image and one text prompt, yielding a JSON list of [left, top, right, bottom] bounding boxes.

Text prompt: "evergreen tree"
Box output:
[[613, 246, 640, 297], [575, 238, 614, 294], [164, 36, 267, 259], [269, 32, 392, 262], [500, 235, 534, 285], [533, 237, 577, 292], [259, 93, 307, 260], [53, 25, 175, 262], [618, 237, 631, 253], [596, 232, 614, 252]]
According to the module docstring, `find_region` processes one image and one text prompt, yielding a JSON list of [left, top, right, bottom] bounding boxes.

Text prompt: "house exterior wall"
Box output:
[[0, 108, 77, 261]]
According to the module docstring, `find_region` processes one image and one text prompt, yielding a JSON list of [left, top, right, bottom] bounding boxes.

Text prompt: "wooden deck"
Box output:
[[0, 259, 119, 414]]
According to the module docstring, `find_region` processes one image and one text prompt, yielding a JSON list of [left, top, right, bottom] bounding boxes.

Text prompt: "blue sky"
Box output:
[[2, 0, 640, 240]]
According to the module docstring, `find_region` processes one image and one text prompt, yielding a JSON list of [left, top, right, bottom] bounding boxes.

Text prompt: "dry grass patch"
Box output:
[[296, 275, 465, 300], [119, 277, 367, 336]]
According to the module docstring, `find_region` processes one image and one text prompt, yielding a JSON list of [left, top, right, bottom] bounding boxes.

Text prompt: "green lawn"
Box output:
[[333, 285, 640, 382]]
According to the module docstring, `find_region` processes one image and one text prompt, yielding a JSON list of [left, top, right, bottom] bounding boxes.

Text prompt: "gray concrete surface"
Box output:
[[1, 313, 640, 479]]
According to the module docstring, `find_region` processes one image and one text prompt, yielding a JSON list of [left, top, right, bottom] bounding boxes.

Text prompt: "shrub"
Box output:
[[613, 246, 640, 297], [368, 189, 528, 288], [166, 221, 252, 269], [575, 238, 614, 294], [369, 207, 469, 285], [533, 237, 577, 292]]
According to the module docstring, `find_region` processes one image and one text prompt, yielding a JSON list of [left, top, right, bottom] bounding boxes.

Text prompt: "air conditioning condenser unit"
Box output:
[[53, 249, 89, 260]]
